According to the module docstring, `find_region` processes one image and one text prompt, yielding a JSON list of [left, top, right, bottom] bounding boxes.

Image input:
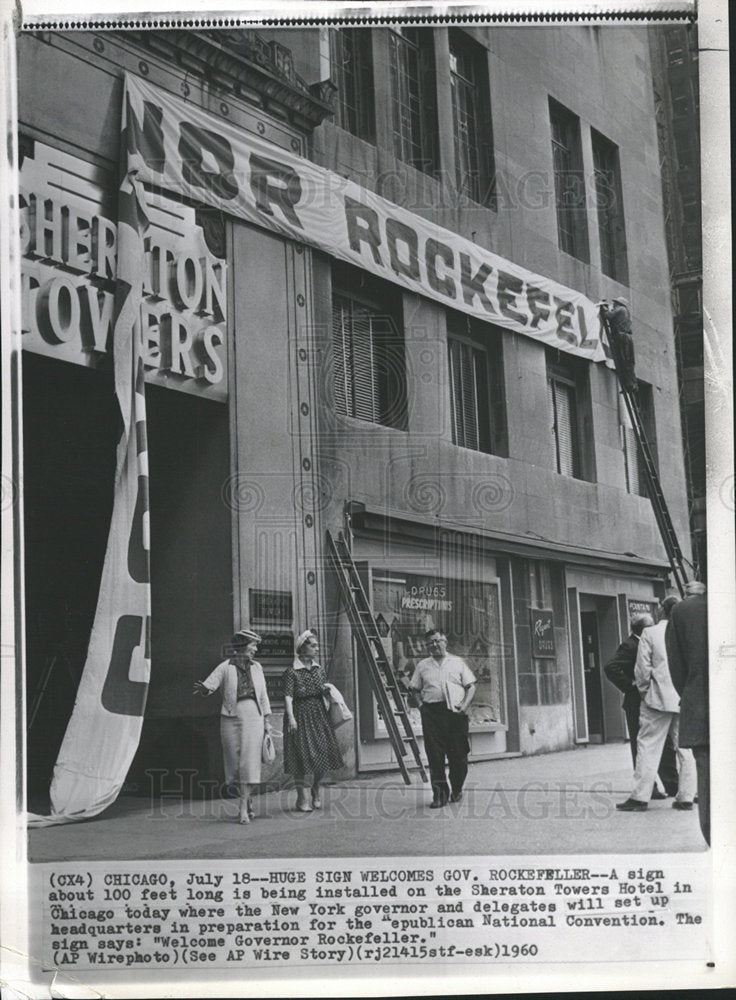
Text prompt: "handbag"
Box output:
[[324, 683, 354, 729], [261, 730, 276, 763]]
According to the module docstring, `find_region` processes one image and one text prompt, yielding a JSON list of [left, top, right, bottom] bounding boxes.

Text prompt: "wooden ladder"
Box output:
[[325, 529, 428, 784], [601, 309, 689, 596]]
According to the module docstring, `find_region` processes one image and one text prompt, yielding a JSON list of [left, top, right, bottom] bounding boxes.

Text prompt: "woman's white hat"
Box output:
[[232, 628, 262, 646], [295, 629, 317, 652]]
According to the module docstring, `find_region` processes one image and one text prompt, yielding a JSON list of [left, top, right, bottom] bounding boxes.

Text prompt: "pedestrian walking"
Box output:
[[604, 613, 679, 798], [193, 629, 273, 824], [617, 597, 696, 812], [409, 629, 476, 809], [666, 581, 709, 844], [282, 630, 344, 812]]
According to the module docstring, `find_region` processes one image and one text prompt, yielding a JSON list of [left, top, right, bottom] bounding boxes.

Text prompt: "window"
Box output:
[[515, 560, 569, 706], [546, 348, 593, 481], [449, 29, 495, 204], [548, 375, 578, 477], [389, 27, 438, 173], [619, 382, 659, 497], [549, 100, 589, 261], [446, 313, 507, 455], [330, 28, 375, 142], [665, 28, 687, 66], [619, 397, 646, 496], [331, 265, 407, 429], [674, 128, 698, 172], [591, 129, 628, 283]]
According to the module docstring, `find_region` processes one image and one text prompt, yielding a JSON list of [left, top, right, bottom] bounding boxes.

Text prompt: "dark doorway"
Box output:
[[23, 355, 233, 808], [580, 610, 604, 742], [131, 384, 233, 796], [23, 355, 119, 808]]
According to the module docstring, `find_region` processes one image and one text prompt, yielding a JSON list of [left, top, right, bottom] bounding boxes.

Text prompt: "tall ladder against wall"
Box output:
[[600, 310, 689, 596], [325, 529, 428, 785]]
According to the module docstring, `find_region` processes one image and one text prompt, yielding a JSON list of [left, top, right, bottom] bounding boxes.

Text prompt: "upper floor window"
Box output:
[[449, 29, 495, 205], [591, 129, 629, 284], [620, 381, 657, 496], [549, 99, 589, 261], [674, 127, 699, 173], [620, 398, 644, 496], [331, 264, 407, 430], [330, 28, 375, 142], [389, 27, 438, 174], [446, 312, 507, 455], [546, 348, 594, 481]]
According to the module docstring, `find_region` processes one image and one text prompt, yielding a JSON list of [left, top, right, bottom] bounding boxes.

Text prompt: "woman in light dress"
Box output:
[[194, 628, 273, 824]]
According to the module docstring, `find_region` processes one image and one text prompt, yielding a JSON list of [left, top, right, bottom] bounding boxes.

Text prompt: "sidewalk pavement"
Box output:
[[27, 742, 706, 862]]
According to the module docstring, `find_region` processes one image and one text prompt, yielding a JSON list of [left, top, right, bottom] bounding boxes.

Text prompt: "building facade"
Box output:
[[649, 23, 705, 581], [18, 24, 692, 799]]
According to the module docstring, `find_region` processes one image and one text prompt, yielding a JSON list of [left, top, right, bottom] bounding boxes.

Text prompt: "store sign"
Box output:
[[371, 571, 507, 735], [19, 142, 227, 401], [249, 589, 294, 626], [401, 583, 453, 612], [628, 599, 657, 620], [530, 608, 556, 658], [257, 632, 295, 660], [122, 73, 607, 362]]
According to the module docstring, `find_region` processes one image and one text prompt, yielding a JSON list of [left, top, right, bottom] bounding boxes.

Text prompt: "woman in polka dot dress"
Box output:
[[283, 630, 343, 811]]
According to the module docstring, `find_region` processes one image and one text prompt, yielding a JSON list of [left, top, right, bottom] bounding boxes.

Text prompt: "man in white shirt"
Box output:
[[409, 629, 476, 809], [616, 596, 697, 812]]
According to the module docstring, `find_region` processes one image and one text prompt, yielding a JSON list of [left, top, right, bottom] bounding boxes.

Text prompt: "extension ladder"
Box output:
[[325, 529, 428, 784], [600, 309, 689, 596]]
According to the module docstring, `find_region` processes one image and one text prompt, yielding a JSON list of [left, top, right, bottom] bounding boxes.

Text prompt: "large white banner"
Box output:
[[27, 98, 152, 826], [125, 73, 607, 362]]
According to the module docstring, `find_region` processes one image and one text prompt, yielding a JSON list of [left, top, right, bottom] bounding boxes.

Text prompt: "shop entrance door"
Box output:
[[23, 356, 232, 807], [580, 611, 604, 742], [577, 594, 626, 744]]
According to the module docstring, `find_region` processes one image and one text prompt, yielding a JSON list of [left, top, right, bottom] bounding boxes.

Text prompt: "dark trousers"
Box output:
[[420, 702, 470, 802], [624, 700, 678, 795], [693, 746, 710, 846]]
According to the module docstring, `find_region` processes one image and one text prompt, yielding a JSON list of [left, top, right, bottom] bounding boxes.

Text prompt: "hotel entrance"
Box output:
[[23, 354, 233, 807]]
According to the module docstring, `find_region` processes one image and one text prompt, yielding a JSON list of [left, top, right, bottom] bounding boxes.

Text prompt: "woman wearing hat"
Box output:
[[282, 630, 343, 811], [194, 629, 273, 824]]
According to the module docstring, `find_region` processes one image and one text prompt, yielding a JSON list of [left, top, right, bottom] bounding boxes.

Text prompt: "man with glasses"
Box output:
[[409, 629, 476, 809]]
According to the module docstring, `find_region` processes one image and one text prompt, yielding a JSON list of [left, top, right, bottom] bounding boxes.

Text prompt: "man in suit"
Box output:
[[617, 596, 697, 811], [666, 581, 709, 844], [604, 613, 679, 798]]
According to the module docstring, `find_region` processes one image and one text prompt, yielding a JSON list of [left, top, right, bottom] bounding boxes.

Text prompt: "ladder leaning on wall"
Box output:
[[600, 308, 689, 597], [325, 529, 428, 785]]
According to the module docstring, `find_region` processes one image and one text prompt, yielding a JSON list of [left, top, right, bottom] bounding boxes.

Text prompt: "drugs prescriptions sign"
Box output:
[[19, 140, 228, 402]]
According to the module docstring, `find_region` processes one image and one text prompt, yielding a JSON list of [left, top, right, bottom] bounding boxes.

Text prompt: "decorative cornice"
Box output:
[[123, 29, 336, 133]]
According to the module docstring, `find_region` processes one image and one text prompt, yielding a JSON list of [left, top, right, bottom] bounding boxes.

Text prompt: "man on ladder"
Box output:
[[600, 297, 637, 393], [599, 298, 690, 598]]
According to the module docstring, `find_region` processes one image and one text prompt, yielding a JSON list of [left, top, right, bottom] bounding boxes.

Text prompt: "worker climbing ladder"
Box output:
[[600, 307, 689, 596], [325, 529, 428, 785]]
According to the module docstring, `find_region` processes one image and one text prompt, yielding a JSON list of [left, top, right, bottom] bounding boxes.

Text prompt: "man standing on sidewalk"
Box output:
[[409, 630, 476, 809], [666, 581, 709, 844], [604, 613, 679, 799], [617, 596, 697, 812]]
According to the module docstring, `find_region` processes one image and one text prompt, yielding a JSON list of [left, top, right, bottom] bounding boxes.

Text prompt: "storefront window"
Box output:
[[370, 570, 506, 733]]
